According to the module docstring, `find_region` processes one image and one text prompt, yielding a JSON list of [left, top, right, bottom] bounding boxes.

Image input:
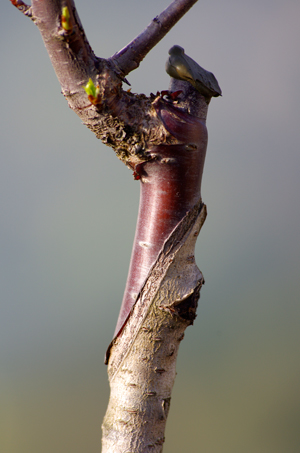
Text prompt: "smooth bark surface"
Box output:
[[112, 80, 208, 339], [10, 0, 221, 451]]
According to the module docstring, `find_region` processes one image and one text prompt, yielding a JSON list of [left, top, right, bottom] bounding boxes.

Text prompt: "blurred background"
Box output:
[[1, 0, 299, 452]]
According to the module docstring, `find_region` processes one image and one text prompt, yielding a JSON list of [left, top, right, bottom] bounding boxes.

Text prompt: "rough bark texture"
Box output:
[[10, 1, 221, 451], [103, 202, 206, 452], [11, 0, 200, 169]]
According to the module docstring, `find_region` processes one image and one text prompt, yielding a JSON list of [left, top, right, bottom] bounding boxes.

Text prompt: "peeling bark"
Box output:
[[103, 202, 207, 453], [104, 81, 209, 451]]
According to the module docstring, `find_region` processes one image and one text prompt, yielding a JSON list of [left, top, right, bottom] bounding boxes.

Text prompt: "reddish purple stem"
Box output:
[[114, 99, 208, 337]]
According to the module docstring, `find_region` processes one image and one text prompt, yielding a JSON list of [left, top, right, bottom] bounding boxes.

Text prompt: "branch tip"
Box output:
[[10, 0, 32, 18]]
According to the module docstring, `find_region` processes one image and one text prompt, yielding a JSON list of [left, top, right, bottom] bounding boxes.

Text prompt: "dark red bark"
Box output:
[[114, 88, 208, 337]]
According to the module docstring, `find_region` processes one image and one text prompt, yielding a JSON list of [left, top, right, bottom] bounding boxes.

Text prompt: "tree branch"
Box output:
[[10, 0, 32, 18], [109, 0, 199, 77], [10, 0, 201, 169], [9, 0, 221, 451]]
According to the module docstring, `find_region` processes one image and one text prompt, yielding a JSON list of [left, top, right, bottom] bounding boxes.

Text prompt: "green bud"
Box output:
[[84, 78, 97, 98], [61, 6, 72, 31], [84, 79, 100, 104]]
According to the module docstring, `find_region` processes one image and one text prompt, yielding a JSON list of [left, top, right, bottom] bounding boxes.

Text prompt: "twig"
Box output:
[[110, 0, 199, 77]]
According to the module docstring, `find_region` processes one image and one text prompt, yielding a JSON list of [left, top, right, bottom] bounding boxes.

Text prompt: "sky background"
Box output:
[[1, 0, 300, 452]]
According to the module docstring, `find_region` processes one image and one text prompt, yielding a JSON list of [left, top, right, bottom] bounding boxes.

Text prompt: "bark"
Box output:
[[10, 0, 200, 167], [10, 0, 221, 451], [103, 201, 207, 452], [111, 79, 208, 340]]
